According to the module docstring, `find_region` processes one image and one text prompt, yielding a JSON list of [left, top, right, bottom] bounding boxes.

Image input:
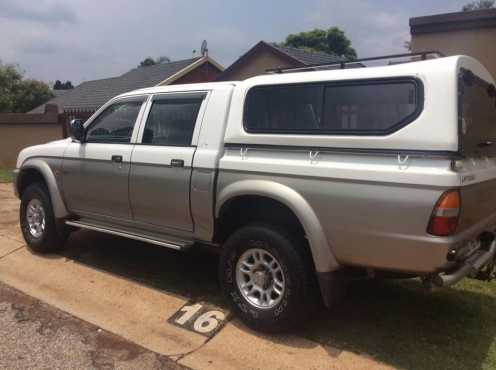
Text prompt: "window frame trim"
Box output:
[[84, 96, 148, 144], [242, 76, 424, 136]]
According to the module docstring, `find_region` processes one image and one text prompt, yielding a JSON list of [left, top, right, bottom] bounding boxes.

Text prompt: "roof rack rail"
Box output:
[[266, 51, 445, 74]]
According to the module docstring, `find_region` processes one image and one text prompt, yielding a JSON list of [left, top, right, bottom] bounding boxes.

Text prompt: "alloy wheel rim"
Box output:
[[235, 248, 285, 309], [26, 198, 46, 238]]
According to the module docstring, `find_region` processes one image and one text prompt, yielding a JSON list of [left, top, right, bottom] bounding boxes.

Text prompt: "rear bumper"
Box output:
[[333, 211, 496, 274], [318, 232, 496, 307], [425, 232, 496, 288]]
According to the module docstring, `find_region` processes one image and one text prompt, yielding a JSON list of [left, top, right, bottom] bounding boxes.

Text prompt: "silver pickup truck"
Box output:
[[13, 54, 496, 332]]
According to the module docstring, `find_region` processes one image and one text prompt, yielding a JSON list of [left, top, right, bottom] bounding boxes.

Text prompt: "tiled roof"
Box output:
[[271, 44, 344, 66], [216, 41, 346, 81], [30, 58, 202, 113]]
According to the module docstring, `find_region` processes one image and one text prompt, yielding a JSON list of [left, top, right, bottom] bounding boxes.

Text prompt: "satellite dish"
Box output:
[[201, 40, 208, 57]]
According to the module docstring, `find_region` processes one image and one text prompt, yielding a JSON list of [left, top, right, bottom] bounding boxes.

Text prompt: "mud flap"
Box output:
[[316, 272, 346, 308]]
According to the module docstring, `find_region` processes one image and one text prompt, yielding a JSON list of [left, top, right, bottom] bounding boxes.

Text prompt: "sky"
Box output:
[[0, 0, 470, 85]]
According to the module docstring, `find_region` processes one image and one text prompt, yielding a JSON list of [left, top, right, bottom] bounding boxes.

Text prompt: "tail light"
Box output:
[[427, 190, 461, 236]]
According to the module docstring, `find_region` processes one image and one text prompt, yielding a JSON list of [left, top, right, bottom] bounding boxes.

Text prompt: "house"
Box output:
[[216, 41, 346, 81], [410, 8, 496, 77], [30, 56, 223, 117]]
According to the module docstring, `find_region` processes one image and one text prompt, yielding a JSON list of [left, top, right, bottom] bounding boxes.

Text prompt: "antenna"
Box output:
[[201, 40, 208, 57]]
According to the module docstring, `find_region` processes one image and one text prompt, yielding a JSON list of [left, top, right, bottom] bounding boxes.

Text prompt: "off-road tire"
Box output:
[[219, 224, 319, 333], [20, 182, 68, 253]]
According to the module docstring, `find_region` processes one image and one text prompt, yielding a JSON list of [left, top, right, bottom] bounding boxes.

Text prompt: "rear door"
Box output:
[[129, 92, 207, 232], [459, 69, 496, 157], [457, 68, 496, 232]]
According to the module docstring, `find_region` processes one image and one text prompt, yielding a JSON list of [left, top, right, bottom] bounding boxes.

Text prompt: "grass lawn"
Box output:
[[300, 278, 496, 370], [0, 168, 13, 183]]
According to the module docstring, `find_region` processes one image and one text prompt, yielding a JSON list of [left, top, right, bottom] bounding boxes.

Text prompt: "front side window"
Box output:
[[86, 99, 144, 143], [244, 79, 421, 135], [142, 96, 203, 146]]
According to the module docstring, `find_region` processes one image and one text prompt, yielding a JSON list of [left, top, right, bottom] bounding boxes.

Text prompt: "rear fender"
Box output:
[[216, 179, 339, 273]]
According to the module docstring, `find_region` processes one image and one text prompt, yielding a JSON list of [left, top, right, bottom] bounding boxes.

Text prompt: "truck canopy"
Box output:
[[224, 55, 496, 156]]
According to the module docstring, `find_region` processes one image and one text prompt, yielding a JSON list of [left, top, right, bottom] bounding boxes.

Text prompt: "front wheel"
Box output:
[[218, 224, 319, 332], [20, 183, 68, 253]]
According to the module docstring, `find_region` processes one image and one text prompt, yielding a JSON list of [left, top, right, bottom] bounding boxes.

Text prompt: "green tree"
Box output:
[[0, 63, 21, 112], [139, 57, 156, 67], [53, 80, 73, 90], [282, 27, 357, 60], [156, 56, 171, 64], [0, 62, 54, 113], [14, 80, 55, 113], [463, 0, 495, 11], [138, 55, 171, 67]]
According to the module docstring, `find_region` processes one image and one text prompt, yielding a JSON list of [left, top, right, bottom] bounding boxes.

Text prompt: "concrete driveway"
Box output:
[[0, 183, 394, 369]]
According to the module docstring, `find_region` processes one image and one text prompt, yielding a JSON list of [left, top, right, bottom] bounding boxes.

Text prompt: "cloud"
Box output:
[[305, 0, 410, 57], [0, 0, 77, 25], [304, 0, 467, 58], [0, 0, 469, 84], [20, 40, 59, 55]]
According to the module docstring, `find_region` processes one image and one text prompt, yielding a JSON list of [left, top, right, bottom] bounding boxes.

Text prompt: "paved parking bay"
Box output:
[[7, 182, 473, 369], [0, 183, 392, 369]]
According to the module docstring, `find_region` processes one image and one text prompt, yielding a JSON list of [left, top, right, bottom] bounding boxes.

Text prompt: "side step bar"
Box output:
[[65, 220, 193, 251]]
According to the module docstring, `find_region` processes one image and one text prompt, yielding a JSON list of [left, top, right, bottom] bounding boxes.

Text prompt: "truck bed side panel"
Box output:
[[217, 148, 458, 273]]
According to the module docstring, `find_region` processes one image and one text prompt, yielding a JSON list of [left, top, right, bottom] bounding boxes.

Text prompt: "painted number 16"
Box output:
[[175, 303, 226, 334]]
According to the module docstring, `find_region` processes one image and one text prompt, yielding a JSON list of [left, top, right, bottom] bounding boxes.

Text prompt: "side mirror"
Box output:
[[70, 119, 85, 142]]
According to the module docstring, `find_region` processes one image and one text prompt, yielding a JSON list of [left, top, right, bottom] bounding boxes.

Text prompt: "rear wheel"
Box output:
[[219, 224, 318, 332], [20, 183, 68, 253]]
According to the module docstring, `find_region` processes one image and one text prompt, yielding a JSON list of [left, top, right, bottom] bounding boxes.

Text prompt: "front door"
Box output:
[[129, 92, 206, 232], [62, 96, 147, 221]]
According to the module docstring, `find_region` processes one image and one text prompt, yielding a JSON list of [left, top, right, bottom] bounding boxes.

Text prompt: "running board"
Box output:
[[65, 220, 193, 251]]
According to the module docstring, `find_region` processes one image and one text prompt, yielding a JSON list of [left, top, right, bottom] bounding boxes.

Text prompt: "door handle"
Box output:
[[111, 155, 123, 163], [170, 159, 184, 167]]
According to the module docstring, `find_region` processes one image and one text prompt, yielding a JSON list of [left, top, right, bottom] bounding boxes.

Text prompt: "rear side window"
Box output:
[[142, 96, 204, 146], [244, 79, 422, 135], [245, 85, 323, 133]]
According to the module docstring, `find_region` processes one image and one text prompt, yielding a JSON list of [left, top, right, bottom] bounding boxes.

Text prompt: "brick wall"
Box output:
[[410, 9, 496, 79], [0, 105, 65, 168], [171, 61, 222, 84], [216, 48, 296, 81]]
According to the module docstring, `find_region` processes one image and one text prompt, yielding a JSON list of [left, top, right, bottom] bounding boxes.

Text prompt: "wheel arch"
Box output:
[[17, 159, 69, 219], [215, 179, 339, 273]]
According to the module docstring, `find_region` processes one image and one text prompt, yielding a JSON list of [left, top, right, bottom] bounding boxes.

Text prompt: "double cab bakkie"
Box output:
[[13, 54, 496, 332]]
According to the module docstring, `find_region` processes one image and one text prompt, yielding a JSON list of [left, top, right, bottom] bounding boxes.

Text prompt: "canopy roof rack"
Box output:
[[266, 51, 445, 74]]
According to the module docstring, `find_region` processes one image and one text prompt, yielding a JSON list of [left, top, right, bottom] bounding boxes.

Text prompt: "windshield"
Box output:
[[460, 69, 496, 156]]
